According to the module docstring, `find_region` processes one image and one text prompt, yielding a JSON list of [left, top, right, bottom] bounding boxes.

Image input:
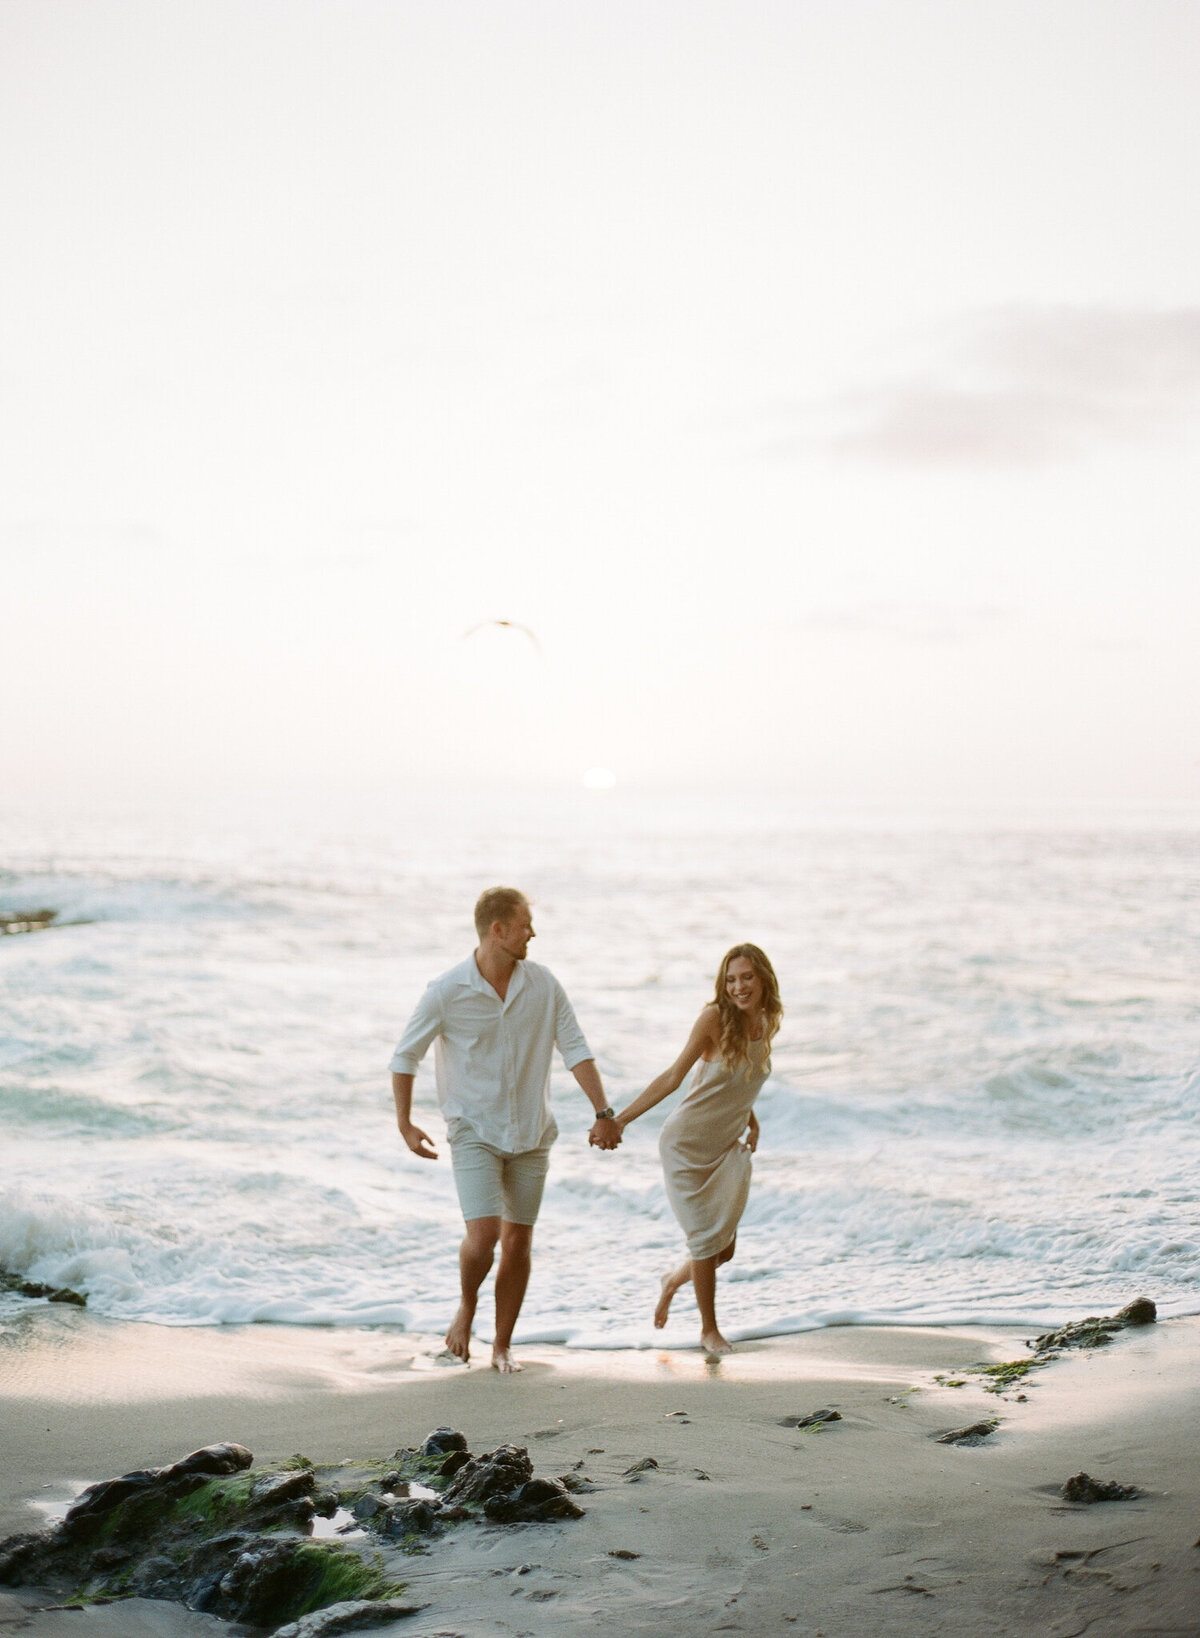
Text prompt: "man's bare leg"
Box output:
[[445, 1216, 500, 1362], [492, 1220, 533, 1373], [654, 1259, 693, 1328]]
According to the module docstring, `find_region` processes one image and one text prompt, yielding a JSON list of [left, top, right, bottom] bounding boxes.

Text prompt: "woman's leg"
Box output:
[[694, 1238, 736, 1355], [655, 1236, 737, 1332]]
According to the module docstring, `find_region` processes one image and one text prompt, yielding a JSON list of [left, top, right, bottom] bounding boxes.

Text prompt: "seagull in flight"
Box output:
[[460, 619, 544, 657]]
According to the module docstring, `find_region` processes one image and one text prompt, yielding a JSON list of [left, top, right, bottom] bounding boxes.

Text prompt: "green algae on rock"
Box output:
[[970, 1358, 1047, 1394], [1028, 1297, 1157, 1355], [0, 1433, 583, 1632]]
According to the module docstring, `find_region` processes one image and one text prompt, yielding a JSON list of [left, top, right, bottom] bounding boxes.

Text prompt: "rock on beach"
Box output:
[[0, 1432, 583, 1632]]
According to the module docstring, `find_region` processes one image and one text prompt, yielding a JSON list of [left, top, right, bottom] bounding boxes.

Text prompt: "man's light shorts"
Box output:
[[449, 1129, 552, 1226]]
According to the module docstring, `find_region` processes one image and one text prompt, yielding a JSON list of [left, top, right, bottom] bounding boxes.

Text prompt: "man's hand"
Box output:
[[400, 1122, 438, 1160], [588, 1116, 621, 1151]]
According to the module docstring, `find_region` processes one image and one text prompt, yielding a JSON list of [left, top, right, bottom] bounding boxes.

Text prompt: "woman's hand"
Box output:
[[745, 1112, 760, 1153]]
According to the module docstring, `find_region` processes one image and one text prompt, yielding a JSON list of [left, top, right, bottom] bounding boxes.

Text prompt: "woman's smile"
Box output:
[[725, 956, 763, 1012]]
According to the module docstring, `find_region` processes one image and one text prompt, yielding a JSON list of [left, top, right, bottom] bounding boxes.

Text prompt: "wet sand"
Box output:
[[2, 1307, 1198, 1636]]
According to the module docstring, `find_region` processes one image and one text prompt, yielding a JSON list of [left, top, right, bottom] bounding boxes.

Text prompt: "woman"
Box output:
[[614, 944, 782, 1357]]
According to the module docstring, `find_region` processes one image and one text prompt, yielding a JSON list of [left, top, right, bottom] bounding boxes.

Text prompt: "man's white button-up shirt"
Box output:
[[389, 956, 593, 1153]]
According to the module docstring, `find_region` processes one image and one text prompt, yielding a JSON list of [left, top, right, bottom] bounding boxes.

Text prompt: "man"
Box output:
[[391, 886, 620, 1372]]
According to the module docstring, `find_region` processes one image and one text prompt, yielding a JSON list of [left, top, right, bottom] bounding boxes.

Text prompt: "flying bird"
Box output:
[[460, 619, 544, 657]]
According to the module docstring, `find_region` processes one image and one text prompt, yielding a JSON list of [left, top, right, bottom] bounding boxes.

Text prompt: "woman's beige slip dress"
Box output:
[[658, 1034, 770, 1261]]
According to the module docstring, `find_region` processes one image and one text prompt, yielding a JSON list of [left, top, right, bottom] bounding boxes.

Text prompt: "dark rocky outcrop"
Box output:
[[1061, 1472, 1142, 1504], [379, 1499, 440, 1538], [0, 1430, 582, 1632], [1029, 1298, 1156, 1356], [0, 1270, 87, 1307], [483, 1478, 583, 1523], [190, 1536, 379, 1625], [420, 1428, 468, 1457], [439, 1444, 534, 1507], [60, 1442, 254, 1539]]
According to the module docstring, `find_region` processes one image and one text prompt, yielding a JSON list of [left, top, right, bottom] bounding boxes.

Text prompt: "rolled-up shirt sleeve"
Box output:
[[389, 983, 444, 1075], [552, 978, 592, 1070]]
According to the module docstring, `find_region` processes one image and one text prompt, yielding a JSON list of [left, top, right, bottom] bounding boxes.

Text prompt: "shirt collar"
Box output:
[[459, 953, 527, 1004]]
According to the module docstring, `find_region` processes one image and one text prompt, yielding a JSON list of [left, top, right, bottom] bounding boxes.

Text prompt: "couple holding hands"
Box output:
[[391, 887, 782, 1370]]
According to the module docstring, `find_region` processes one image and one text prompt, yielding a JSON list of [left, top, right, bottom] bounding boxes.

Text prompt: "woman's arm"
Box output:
[[744, 1110, 760, 1152], [615, 1007, 719, 1131]]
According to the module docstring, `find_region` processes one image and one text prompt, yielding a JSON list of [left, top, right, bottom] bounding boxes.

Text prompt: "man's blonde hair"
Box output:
[[474, 886, 529, 940]]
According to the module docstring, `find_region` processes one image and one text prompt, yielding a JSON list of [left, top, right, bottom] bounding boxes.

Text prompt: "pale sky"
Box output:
[[3, 0, 1199, 807]]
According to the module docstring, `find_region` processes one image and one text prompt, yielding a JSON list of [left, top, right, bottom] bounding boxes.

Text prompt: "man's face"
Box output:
[[494, 903, 535, 960]]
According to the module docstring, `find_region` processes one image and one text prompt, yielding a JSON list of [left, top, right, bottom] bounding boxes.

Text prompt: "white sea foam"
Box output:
[[1, 800, 1198, 1342]]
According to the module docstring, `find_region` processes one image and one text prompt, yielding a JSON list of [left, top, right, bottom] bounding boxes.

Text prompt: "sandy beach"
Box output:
[[2, 1307, 1197, 1637]]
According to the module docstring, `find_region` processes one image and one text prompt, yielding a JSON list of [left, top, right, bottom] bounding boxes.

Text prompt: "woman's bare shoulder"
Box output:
[[695, 1002, 721, 1034]]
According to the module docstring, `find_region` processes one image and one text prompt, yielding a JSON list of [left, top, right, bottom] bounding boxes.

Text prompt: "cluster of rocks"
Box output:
[[1028, 1297, 1156, 1357], [925, 1301, 1157, 1500], [0, 1443, 368, 1628], [0, 1430, 582, 1633], [353, 1429, 582, 1534], [0, 1269, 87, 1306]]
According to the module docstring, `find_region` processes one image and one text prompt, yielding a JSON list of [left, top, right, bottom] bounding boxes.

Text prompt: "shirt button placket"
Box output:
[[502, 1004, 516, 1148]]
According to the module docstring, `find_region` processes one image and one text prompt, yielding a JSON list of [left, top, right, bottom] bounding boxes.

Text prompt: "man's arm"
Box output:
[[552, 977, 619, 1150], [389, 984, 443, 1160], [546, 982, 612, 1153], [572, 1058, 621, 1151], [392, 1072, 437, 1159]]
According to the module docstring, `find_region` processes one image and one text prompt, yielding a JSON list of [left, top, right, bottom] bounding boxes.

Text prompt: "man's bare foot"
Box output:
[[701, 1328, 734, 1359], [444, 1304, 474, 1362], [655, 1270, 686, 1329], [491, 1346, 522, 1373]]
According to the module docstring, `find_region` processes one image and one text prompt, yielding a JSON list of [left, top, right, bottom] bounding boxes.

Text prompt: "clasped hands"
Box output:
[[588, 1115, 622, 1151]]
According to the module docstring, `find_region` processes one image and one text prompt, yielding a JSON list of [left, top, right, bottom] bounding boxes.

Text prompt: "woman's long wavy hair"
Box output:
[[713, 944, 783, 1070]]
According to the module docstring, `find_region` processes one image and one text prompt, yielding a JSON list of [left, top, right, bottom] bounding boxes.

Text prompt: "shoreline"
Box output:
[[3, 1309, 1199, 1635]]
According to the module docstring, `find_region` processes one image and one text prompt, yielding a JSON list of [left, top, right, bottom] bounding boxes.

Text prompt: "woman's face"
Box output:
[[724, 955, 763, 1013]]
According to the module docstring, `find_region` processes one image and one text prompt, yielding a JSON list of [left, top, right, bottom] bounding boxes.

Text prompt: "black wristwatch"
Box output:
[[594, 1106, 615, 1122]]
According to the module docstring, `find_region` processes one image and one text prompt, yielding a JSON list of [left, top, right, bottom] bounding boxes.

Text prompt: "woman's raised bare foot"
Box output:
[[700, 1328, 734, 1359], [654, 1267, 689, 1329], [444, 1304, 474, 1362], [654, 1274, 675, 1329], [491, 1346, 522, 1373]]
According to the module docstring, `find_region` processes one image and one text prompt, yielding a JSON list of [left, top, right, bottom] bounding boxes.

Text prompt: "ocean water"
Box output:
[[1, 795, 1198, 1348]]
